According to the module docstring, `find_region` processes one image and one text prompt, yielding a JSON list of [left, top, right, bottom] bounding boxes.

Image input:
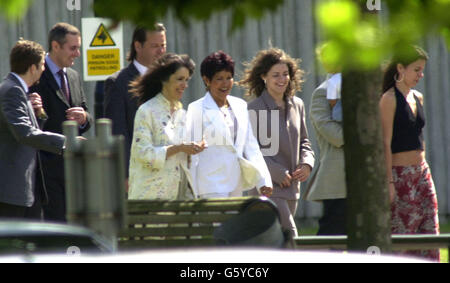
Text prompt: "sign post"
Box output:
[[82, 18, 123, 81]]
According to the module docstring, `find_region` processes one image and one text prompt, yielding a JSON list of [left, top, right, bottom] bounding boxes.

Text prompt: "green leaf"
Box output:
[[93, 0, 285, 34], [442, 28, 450, 49], [317, 0, 359, 35], [317, 40, 345, 73], [0, 0, 33, 20]]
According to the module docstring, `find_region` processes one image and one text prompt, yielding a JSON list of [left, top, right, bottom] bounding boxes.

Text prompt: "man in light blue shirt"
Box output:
[[29, 22, 92, 222]]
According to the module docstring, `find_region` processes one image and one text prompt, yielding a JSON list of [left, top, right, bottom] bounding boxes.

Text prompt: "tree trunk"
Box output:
[[342, 69, 392, 253]]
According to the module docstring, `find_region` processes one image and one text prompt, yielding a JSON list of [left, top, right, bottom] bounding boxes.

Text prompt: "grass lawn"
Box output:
[[298, 222, 450, 263], [439, 223, 450, 263]]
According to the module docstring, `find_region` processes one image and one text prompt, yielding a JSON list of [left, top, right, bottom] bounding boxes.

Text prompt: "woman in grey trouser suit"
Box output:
[[240, 48, 315, 237]]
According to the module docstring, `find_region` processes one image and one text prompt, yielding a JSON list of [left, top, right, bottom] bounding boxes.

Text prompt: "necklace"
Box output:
[[220, 105, 230, 117], [276, 100, 286, 110]]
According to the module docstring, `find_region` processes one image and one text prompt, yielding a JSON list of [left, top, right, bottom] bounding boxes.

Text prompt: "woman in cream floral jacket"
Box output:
[[128, 53, 206, 200]]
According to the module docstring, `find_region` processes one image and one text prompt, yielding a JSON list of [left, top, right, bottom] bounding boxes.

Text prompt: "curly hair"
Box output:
[[238, 48, 305, 98], [200, 51, 235, 83], [130, 53, 195, 106]]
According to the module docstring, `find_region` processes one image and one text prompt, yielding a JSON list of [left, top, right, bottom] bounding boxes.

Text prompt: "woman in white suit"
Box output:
[[186, 51, 273, 199]]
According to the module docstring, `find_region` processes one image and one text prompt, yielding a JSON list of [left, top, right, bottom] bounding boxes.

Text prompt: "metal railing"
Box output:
[[294, 234, 450, 261]]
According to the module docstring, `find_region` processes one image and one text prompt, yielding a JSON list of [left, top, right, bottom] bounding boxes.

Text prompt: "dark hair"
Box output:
[[48, 22, 80, 52], [127, 23, 166, 62], [238, 48, 304, 98], [200, 51, 235, 83], [130, 53, 195, 106], [382, 45, 429, 93], [10, 39, 45, 75]]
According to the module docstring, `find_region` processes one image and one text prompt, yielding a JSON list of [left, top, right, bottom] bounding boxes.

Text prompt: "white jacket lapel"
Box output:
[[202, 92, 234, 148], [227, 96, 246, 154]]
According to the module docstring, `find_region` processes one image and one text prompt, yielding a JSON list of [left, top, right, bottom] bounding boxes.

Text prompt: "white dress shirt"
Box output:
[[133, 60, 148, 76], [326, 73, 341, 100]]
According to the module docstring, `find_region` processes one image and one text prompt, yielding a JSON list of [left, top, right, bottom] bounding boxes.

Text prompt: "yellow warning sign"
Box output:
[[87, 49, 120, 76], [90, 23, 116, 47]]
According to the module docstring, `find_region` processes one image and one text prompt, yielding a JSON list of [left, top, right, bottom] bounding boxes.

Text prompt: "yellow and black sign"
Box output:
[[82, 18, 123, 81], [90, 23, 116, 47], [87, 49, 120, 76]]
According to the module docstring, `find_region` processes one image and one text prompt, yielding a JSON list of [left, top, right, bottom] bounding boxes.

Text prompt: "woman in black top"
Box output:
[[379, 46, 440, 261]]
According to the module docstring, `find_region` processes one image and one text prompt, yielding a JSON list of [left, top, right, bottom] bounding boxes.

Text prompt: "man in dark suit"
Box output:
[[104, 24, 166, 189], [30, 23, 93, 222], [0, 39, 66, 219]]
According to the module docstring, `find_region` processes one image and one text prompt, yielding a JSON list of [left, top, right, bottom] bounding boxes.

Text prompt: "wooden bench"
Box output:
[[118, 197, 279, 250], [118, 196, 450, 261]]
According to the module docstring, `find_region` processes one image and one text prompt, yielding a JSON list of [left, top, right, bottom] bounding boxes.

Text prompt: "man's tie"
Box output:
[[57, 69, 70, 102]]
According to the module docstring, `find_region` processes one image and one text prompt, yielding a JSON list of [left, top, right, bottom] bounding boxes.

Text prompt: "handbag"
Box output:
[[238, 156, 262, 191], [177, 168, 195, 200]]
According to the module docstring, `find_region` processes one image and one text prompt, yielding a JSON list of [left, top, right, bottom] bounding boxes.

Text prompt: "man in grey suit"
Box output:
[[0, 39, 66, 219], [305, 78, 347, 235], [104, 24, 166, 189]]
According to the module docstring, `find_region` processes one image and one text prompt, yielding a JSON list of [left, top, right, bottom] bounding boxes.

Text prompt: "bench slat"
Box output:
[[119, 238, 216, 248], [128, 197, 250, 205], [126, 213, 236, 225], [294, 236, 347, 250], [127, 198, 250, 214], [119, 226, 216, 237]]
